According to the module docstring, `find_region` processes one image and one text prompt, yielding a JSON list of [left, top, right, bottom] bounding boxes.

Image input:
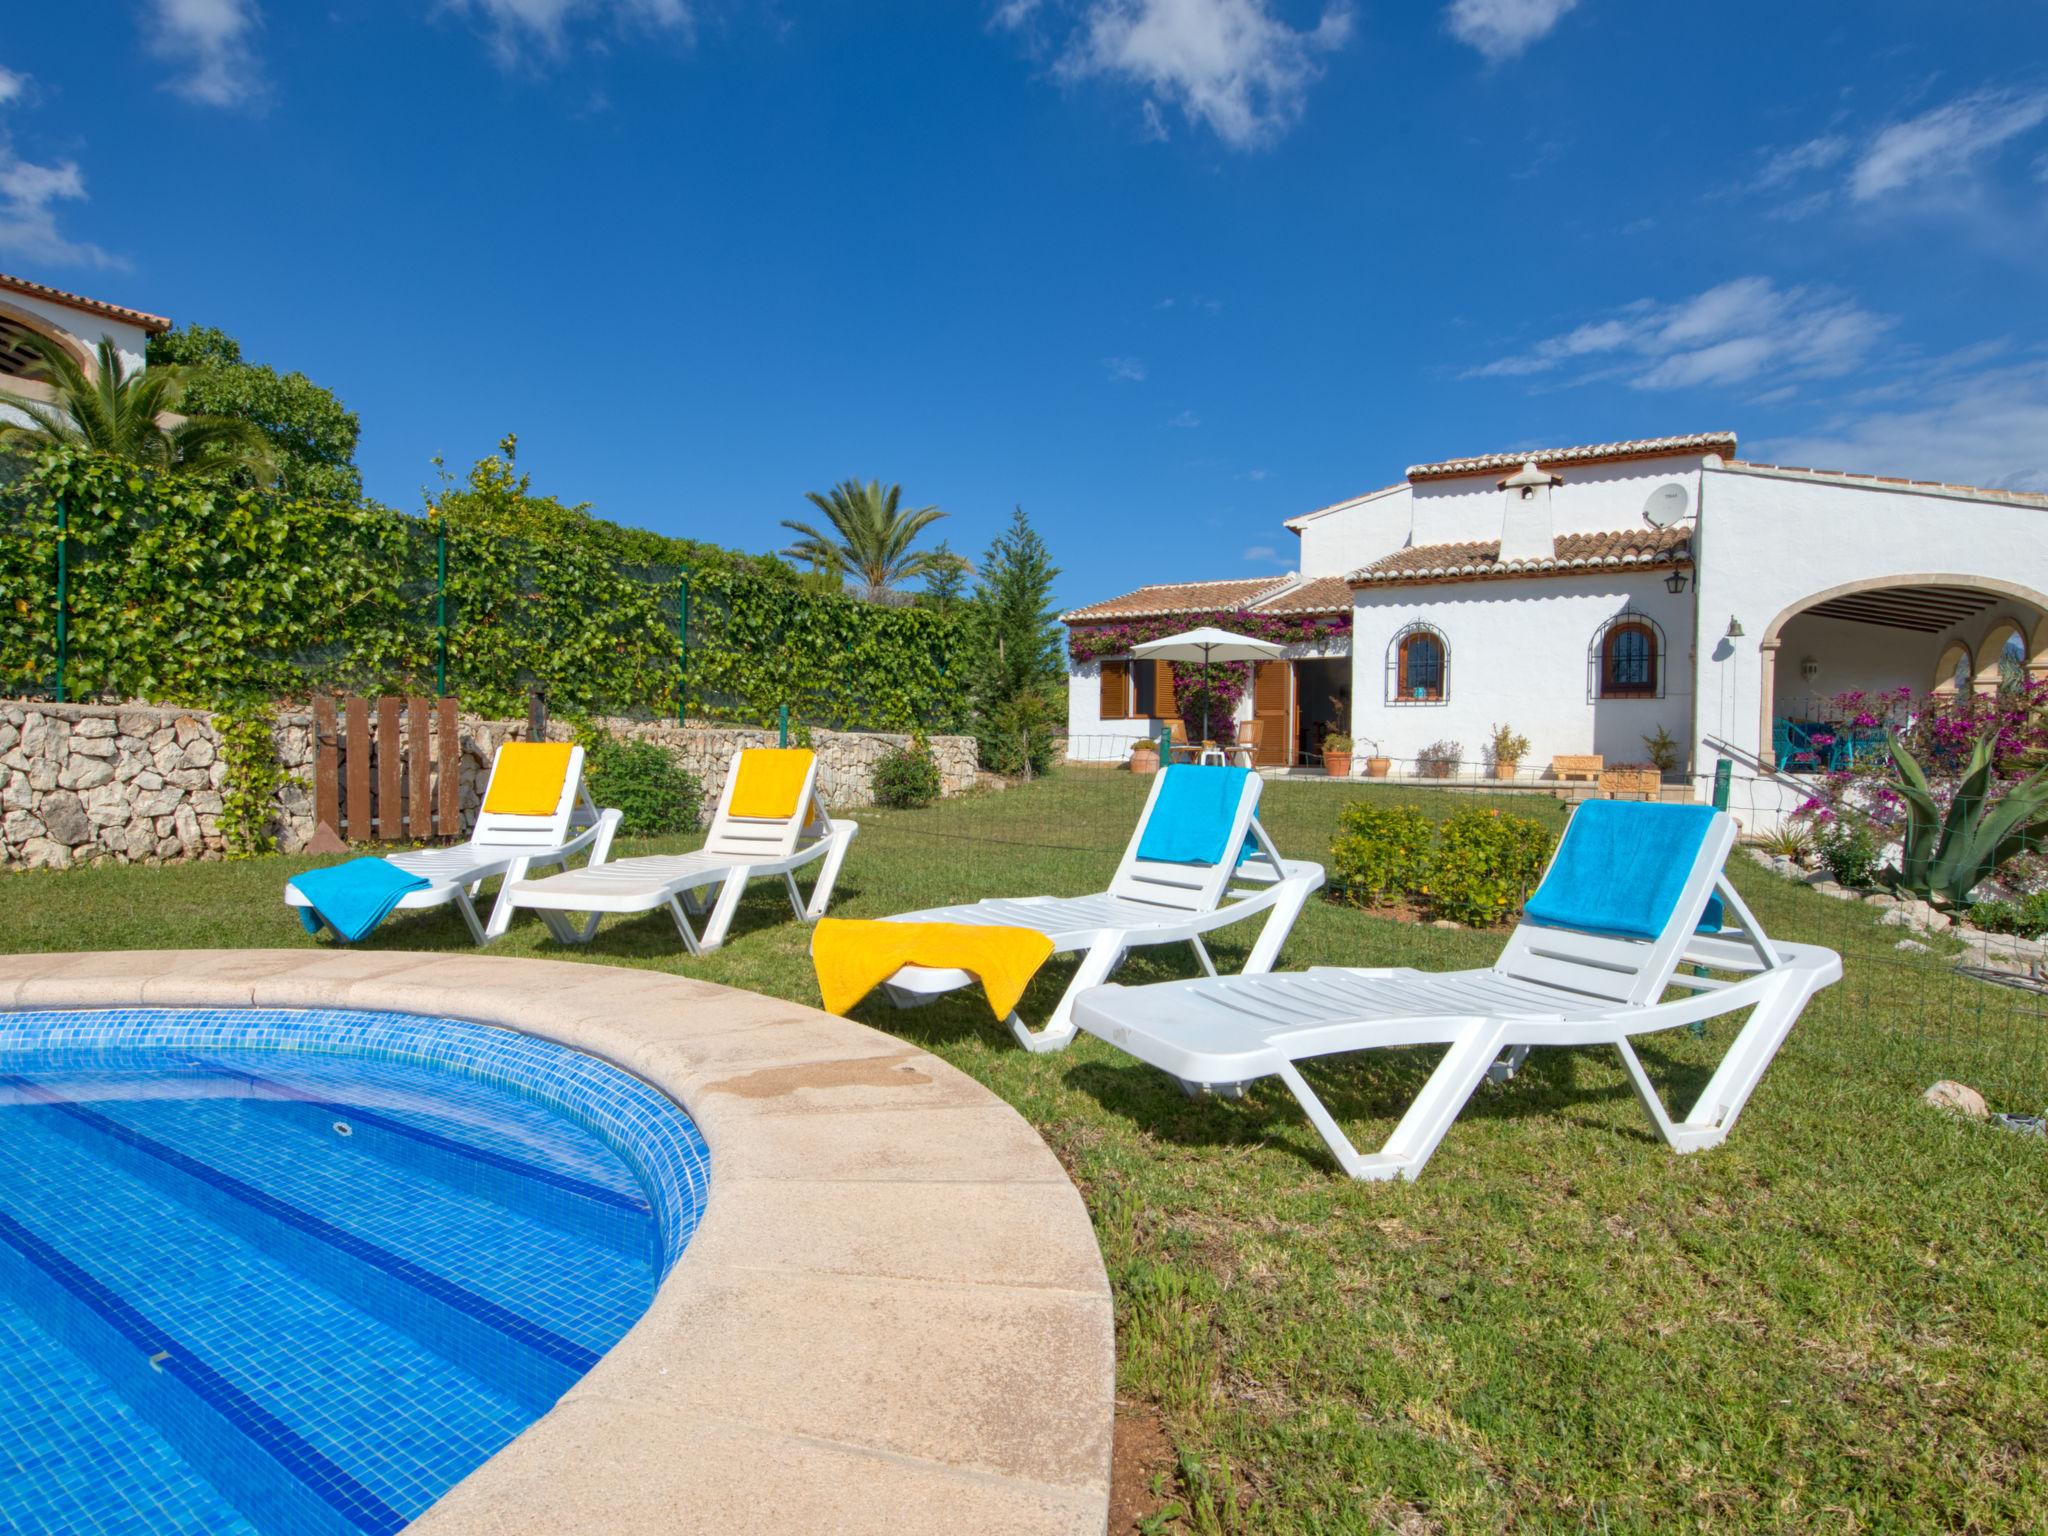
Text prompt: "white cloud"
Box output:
[[0, 142, 121, 269], [1168, 408, 1200, 427], [1759, 357, 2048, 493], [443, 0, 693, 65], [1102, 354, 1147, 381], [147, 0, 266, 108], [1755, 134, 1848, 190], [1850, 87, 2048, 201], [1048, 0, 1353, 150], [1242, 544, 1283, 562], [1443, 0, 1576, 62], [1465, 277, 1892, 391], [0, 66, 27, 107], [989, 0, 1044, 30]]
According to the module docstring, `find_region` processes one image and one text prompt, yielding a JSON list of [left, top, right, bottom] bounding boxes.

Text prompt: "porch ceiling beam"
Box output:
[[1808, 598, 1986, 623]]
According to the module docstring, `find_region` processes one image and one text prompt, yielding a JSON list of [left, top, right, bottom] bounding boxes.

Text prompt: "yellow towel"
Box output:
[[811, 918, 1057, 1021], [481, 742, 575, 816], [728, 748, 814, 820]]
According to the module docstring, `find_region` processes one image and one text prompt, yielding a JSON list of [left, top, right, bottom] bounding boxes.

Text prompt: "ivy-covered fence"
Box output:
[[1, 448, 969, 732]]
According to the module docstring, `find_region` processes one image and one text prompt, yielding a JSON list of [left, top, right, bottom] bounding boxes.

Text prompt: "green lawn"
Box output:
[[4, 771, 2045, 1534]]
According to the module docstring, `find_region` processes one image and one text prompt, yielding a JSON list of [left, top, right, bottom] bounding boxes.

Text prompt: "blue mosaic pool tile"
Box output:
[[0, 1006, 713, 1536]]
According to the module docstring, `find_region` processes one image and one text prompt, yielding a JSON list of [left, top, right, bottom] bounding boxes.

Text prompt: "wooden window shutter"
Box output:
[[1152, 661, 1175, 718], [1099, 660, 1130, 720]]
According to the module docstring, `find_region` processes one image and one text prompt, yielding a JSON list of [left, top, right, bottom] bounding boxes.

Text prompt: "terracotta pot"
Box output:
[[1365, 757, 1391, 778], [1494, 761, 1519, 781], [1129, 746, 1161, 774], [1324, 751, 1352, 778]]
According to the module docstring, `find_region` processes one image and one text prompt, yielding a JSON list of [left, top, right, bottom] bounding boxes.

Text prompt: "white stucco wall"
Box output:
[[1688, 464, 2048, 774], [1349, 572, 1695, 773], [1408, 456, 1708, 548], [1289, 485, 1410, 578]]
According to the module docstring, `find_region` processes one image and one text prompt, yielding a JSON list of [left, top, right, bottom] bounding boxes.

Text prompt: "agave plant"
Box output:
[[1884, 726, 2048, 906]]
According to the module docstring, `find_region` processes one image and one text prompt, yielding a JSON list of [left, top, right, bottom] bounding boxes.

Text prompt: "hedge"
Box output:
[[1, 446, 968, 730]]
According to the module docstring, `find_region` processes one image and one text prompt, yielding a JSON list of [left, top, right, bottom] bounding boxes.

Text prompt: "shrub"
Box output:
[[1884, 726, 2048, 907], [1966, 891, 2048, 938], [1817, 820, 1882, 887], [580, 732, 702, 835], [1330, 802, 1434, 908], [1417, 739, 1462, 779], [1427, 807, 1556, 926], [874, 733, 943, 808], [1756, 822, 1814, 861]]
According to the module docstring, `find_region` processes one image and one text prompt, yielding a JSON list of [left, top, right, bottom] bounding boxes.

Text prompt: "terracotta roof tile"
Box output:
[[1406, 432, 1735, 482], [1350, 526, 1693, 587], [1062, 576, 1294, 623], [0, 272, 171, 334], [1251, 574, 1352, 614]]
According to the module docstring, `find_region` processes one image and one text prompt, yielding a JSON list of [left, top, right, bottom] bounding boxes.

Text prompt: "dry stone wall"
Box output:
[[3, 700, 976, 871]]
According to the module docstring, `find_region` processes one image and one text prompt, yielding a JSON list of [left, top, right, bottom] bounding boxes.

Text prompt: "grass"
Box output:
[[4, 769, 2045, 1534]]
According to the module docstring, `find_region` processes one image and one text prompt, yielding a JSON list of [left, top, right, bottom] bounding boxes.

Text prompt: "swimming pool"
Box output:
[[0, 1007, 711, 1536]]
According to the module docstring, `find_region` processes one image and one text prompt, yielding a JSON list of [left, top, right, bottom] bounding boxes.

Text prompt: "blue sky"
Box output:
[[5, 1, 2046, 610]]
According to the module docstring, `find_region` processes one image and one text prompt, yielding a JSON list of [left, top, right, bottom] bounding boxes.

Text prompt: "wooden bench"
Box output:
[[1551, 754, 1603, 782]]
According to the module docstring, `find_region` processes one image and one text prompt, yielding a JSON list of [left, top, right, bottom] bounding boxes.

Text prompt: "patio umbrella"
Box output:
[[1132, 626, 1287, 741]]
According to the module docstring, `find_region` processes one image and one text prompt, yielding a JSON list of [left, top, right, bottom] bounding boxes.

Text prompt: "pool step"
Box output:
[[0, 1289, 260, 1536], [0, 1123, 532, 1535], [4, 1075, 595, 1415]]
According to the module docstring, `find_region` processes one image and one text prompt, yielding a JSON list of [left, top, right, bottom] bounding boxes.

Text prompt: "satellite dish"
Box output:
[[1643, 482, 1689, 528]]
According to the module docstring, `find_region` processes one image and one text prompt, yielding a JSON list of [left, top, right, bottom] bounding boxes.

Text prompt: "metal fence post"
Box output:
[[53, 496, 68, 703], [778, 703, 789, 748], [435, 531, 450, 697], [676, 567, 689, 726], [1713, 758, 1731, 811]]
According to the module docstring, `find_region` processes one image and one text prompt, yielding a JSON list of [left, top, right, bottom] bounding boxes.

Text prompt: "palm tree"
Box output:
[[781, 479, 968, 603], [0, 330, 276, 482]]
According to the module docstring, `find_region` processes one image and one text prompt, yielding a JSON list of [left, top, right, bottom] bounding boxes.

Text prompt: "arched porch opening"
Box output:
[[1758, 575, 2048, 770]]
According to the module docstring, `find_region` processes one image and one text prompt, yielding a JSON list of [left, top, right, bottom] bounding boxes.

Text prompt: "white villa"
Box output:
[[1064, 431, 2048, 821], [0, 271, 170, 420]]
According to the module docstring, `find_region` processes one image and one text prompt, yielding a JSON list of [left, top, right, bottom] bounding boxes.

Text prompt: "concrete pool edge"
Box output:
[[0, 950, 1117, 1536]]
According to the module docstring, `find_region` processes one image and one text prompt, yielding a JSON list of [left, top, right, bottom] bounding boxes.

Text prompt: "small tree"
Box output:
[[967, 506, 1063, 777], [147, 324, 363, 502]]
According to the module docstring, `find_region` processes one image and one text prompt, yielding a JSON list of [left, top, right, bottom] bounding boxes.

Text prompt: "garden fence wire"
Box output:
[[841, 736, 2047, 1119]]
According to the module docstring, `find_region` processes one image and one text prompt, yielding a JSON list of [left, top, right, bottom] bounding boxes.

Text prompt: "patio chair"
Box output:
[[877, 765, 1325, 1052], [284, 742, 622, 945], [498, 747, 858, 954], [1069, 801, 1841, 1180], [1231, 719, 1265, 769]]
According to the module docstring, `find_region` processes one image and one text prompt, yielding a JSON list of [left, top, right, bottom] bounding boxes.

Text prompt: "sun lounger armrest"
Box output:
[[527, 807, 624, 873]]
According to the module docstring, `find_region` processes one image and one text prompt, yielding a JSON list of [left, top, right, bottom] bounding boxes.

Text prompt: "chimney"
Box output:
[[1498, 460, 1560, 562]]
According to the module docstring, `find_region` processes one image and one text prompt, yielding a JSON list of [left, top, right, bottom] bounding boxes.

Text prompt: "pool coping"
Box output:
[[0, 950, 1116, 1536]]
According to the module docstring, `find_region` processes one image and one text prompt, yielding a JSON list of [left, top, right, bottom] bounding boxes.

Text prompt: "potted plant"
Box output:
[[1418, 739, 1461, 780], [1488, 723, 1530, 781], [1128, 737, 1161, 775], [1642, 726, 1683, 781], [1323, 733, 1355, 778], [1361, 736, 1391, 778]]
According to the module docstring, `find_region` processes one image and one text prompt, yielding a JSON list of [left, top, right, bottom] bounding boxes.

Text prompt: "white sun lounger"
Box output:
[[1070, 802, 1842, 1180], [500, 747, 858, 954], [880, 765, 1325, 1053], [284, 742, 622, 945]]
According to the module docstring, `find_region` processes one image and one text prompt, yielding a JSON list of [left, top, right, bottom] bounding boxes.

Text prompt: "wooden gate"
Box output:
[[1251, 662, 1292, 767], [311, 695, 462, 847]]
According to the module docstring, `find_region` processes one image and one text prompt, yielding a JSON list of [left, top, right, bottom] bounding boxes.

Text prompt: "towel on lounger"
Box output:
[[727, 748, 815, 820], [481, 742, 575, 816], [811, 918, 1056, 1021], [289, 858, 430, 943], [1133, 765, 1252, 866], [1522, 801, 1724, 941]]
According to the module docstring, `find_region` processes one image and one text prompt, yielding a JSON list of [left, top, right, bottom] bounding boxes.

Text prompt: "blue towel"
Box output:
[[289, 858, 430, 943], [1522, 801, 1724, 941], [1134, 765, 1252, 866]]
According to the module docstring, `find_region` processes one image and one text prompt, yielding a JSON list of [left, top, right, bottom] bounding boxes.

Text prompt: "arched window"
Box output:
[[1934, 640, 1973, 696], [1588, 612, 1664, 700], [1388, 623, 1448, 703], [2000, 631, 2027, 691]]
